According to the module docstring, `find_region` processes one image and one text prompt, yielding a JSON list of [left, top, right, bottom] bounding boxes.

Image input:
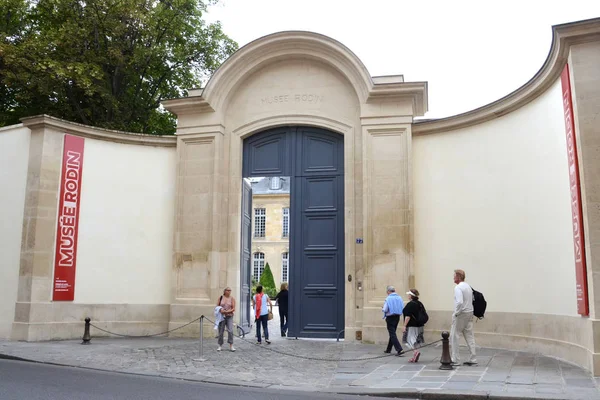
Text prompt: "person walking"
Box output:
[[451, 269, 477, 366], [274, 282, 289, 337], [402, 289, 426, 362], [216, 287, 236, 352], [382, 285, 404, 356], [253, 285, 272, 344]]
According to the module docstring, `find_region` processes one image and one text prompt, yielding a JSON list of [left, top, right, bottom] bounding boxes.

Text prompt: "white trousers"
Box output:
[[450, 312, 476, 363]]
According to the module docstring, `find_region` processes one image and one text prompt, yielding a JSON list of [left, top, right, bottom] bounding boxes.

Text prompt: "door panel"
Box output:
[[303, 177, 339, 211], [240, 178, 252, 333], [295, 127, 344, 339], [303, 252, 338, 287], [242, 128, 291, 177], [242, 126, 344, 339]]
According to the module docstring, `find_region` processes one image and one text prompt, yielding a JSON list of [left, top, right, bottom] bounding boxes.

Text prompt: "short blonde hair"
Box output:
[[280, 282, 288, 291], [454, 269, 466, 281]]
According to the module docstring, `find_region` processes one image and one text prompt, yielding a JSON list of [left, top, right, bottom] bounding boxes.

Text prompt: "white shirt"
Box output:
[[454, 281, 473, 316]]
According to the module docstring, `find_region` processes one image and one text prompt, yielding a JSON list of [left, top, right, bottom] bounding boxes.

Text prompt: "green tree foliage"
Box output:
[[0, 0, 237, 134], [259, 262, 277, 298]]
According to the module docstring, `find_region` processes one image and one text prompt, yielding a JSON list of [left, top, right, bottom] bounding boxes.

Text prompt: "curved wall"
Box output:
[[0, 125, 30, 339], [75, 138, 176, 304], [413, 78, 591, 367]]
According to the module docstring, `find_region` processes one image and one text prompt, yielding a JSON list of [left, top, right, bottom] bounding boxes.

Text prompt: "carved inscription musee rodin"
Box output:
[[261, 94, 324, 105]]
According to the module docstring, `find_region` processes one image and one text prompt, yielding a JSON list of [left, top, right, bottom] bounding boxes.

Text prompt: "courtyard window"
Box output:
[[253, 252, 265, 281], [254, 208, 266, 238], [282, 207, 289, 238], [282, 252, 289, 283], [269, 176, 282, 190]]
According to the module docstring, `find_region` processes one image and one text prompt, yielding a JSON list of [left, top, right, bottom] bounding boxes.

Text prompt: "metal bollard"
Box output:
[[439, 331, 453, 370], [81, 317, 91, 345], [193, 315, 206, 362]]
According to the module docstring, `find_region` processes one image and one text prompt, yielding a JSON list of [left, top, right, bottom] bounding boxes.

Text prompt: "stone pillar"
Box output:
[[569, 42, 600, 374], [12, 122, 64, 340], [169, 126, 227, 334], [361, 120, 414, 343]]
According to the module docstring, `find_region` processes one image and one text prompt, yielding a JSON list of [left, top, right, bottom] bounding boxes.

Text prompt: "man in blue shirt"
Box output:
[[382, 285, 404, 355]]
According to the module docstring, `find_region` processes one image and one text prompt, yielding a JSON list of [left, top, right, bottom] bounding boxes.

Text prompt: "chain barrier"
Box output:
[[87, 315, 442, 363], [89, 316, 202, 338], [205, 316, 442, 362]]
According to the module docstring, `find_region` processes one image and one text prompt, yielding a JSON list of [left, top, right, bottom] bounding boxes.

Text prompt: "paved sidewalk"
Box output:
[[1, 317, 599, 400]]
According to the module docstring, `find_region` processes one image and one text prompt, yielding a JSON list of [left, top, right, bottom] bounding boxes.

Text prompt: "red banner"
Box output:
[[53, 135, 85, 301], [561, 64, 589, 316]]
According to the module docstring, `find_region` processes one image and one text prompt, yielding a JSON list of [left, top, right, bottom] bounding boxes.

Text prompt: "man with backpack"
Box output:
[[451, 269, 477, 366]]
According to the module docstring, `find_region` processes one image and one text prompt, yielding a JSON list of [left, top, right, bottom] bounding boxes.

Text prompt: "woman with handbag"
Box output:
[[402, 289, 427, 362], [253, 285, 272, 344]]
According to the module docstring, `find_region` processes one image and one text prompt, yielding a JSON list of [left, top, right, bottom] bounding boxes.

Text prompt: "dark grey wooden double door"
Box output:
[[242, 126, 345, 339]]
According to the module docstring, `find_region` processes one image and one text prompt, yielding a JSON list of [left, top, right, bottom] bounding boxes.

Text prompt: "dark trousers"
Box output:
[[256, 314, 269, 341], [279, 309, 288, 334], [385, 314, 403, 353]]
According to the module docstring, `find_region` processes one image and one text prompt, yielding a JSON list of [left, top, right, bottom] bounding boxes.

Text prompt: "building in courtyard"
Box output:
[[2, 18, 600, 375], [250, 177, 290, 288]]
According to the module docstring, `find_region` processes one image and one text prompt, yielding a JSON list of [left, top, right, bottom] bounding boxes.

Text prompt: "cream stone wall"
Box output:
[[411, 77, 595, 370], [0, 125, 30, 339], [75, 138, 176, 304], [251, 194, 290, 287], [10, 116, 176, 341], [413, 78, 576, 315]]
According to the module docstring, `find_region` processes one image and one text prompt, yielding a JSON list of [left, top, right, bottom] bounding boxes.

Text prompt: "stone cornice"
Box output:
[[20, 115, 176, 147], [367, 81, 428, 116], [161, 97, 214, 115], [413, 17, 600, 136]]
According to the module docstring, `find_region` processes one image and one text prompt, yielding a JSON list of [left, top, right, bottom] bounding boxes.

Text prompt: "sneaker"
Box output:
[[383, 350, 391, 354], [217, 346, 222, 351], [396, 352, 404, 357], [230, 345, 236, 352], [265, 340, 271, 344], [463, 361, 478, 366], [450, 362, 461, 367], [256, 341, 261, 344]]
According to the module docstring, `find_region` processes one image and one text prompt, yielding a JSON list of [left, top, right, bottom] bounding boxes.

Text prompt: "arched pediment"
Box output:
[[162, 31, 428, 117], [203, 31, 374, 111]]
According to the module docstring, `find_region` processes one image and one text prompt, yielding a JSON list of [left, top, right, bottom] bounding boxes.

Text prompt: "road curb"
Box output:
[[328, 387, 581, 400]]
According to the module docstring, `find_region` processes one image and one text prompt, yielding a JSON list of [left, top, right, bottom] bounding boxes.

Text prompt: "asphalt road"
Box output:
[[0, 359, 394, 400]]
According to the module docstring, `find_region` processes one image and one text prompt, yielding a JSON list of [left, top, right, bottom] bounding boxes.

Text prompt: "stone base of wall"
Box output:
[[168, 303, 219, 338], [11, 302, 170, 341]]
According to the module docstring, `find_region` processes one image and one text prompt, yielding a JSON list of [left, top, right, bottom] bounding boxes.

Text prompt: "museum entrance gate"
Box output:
[[241, 126, 345, 339]]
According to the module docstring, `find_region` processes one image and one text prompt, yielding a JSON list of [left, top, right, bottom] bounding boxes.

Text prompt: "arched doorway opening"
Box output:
[[240, 126, 345, 339]]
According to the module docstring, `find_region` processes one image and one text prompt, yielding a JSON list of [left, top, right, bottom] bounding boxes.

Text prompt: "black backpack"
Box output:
[[415, 301, 429, 326], [472, 288, 487, 319]]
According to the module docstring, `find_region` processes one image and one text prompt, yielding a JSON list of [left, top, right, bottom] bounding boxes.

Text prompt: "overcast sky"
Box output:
[[205, 0, 599, 119]]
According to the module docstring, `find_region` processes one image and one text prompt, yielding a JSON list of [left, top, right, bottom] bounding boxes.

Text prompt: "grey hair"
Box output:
[[386, 285, 395, 292]]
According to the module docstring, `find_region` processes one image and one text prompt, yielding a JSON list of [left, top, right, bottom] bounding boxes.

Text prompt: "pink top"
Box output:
[[220, 296, 234, 316]]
